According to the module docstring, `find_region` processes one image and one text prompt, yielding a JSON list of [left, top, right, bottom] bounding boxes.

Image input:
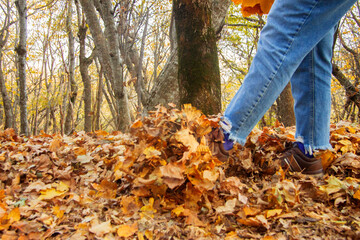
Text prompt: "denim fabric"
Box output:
[[223, 0, 356, 151]]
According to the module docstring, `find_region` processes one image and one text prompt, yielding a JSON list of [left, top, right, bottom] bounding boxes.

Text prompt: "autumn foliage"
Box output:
[[0, 104, 359, 239], [232, 0, 275, 17]]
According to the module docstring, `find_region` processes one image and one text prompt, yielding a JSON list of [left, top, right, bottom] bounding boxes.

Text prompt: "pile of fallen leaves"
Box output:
[[0, 104, 359, 239]]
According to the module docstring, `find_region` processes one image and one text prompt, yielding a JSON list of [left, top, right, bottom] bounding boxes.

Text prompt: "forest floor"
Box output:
[[0, 104, 359, 240]]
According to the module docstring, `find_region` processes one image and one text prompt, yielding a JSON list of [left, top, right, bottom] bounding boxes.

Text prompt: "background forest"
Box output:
[[0, 0, 360, 136]]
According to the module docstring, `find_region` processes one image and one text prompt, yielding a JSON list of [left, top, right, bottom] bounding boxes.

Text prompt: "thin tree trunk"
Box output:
[[64, 0, 77, 135], [0, 53, 14, 129], [77, 1, 94, 133], [94, 61, 103, 131], [15, 0, 29, 136], [174, 0, 221, 115]]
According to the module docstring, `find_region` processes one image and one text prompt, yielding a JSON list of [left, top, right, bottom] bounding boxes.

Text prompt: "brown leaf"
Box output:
[[220, 177, 246, 195], [89, 220, 112, 237]]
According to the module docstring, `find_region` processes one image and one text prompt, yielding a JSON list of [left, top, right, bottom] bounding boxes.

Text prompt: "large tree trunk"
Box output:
[[79, 0, 130, 131], [174, 0, 221, 115], [15, 0, 29, 136], [64, 0, 78, 135], [276, 83, 295, 126], [137, 0, 231, 111]]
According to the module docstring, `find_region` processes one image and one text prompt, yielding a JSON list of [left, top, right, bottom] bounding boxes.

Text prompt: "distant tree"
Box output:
[[79, 0, 131, 131], [64, 0, 77, 134], [15, 0, 29, 136], [0, 0, 14, 130]]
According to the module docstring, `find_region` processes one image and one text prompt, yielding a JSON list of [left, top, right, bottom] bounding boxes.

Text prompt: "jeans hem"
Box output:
[[296, 137, 333, 154], [220, 117, 247, 146]]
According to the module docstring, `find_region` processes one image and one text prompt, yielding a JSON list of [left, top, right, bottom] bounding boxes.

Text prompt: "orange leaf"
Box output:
[[237, 215, 269, 229], [49, 136, 62, 152], [354, 189, 360, 200], [243, 206, 261, 217], [8, 208, 20, 223], [232, 0, 242, 4], [263, 236, 277, 240], [94, 129, 109, 136], [232, 0, 275, 16]]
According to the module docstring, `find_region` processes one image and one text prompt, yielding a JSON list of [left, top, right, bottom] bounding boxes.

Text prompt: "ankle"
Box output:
[[222, 130, 234, 151], [295, 142, 314, 158]]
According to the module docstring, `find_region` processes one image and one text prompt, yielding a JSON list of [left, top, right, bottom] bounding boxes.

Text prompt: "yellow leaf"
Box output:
[[117, 222, 138, 238], [144, 230, 153, 240], [56, 181, 70, 192], [318, 150, 336, 171], [52, 205, 64, 219], [38, 188, 66, 200], [143, 146, 161, 159], [172, 205, 185, 217], [338, 139, 354, 154], [140, 198, 157, 219]]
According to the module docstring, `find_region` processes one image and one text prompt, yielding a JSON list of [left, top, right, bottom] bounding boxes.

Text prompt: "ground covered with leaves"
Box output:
[[0, 105, 359, 239]]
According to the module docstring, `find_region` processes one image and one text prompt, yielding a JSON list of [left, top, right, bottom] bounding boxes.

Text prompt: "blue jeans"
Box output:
[[223, 0, 356, 152]]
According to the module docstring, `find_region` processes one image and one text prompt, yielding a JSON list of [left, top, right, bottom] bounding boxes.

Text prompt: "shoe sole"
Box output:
[[281, 157, 324, 177]]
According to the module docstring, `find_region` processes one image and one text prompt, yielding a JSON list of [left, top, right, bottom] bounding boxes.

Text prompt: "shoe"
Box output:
[[280, 143, 323, 176], [207, 128, 233, 162]]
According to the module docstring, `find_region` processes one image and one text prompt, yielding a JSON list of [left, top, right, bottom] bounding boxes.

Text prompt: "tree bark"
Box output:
[[15, 0, 29, 136], [174, 0, 222, 115], [276, 83, 295, 126]]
